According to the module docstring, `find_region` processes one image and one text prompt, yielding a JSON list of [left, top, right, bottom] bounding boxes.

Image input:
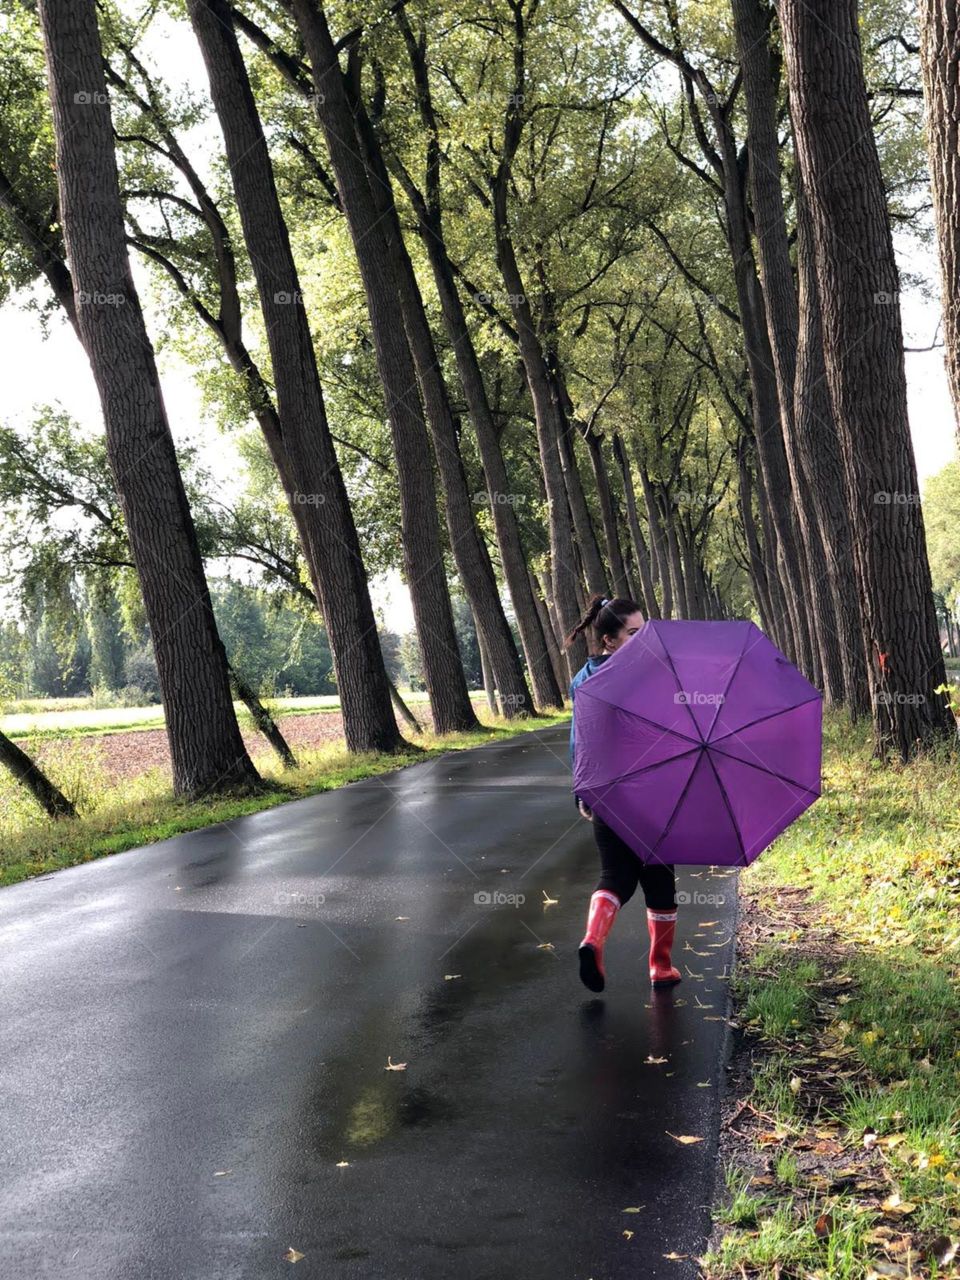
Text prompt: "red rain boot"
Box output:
[[578, 890, 620, 992], [647, 909, 682, 987]]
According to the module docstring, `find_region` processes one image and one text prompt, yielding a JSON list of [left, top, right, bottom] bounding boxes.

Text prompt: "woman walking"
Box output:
[[568, 595, 682, 993]]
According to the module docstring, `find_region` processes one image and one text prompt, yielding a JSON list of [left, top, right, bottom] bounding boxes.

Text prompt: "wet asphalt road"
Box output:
[[0, 724, 737, 1280]]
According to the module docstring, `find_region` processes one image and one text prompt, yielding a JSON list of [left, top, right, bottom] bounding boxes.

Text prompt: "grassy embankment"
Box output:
[[703, 709, 960, 1280], [0, 707, 571, 889]]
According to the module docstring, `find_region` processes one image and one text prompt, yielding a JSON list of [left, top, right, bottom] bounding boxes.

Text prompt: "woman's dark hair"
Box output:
[[564, 593, 643, 654]]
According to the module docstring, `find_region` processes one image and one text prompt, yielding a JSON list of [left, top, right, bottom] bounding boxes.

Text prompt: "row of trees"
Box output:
[[0, 0, 957, 810]]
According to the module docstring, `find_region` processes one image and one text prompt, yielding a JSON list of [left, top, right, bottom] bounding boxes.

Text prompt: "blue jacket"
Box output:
[[569, 654, 609, 804]]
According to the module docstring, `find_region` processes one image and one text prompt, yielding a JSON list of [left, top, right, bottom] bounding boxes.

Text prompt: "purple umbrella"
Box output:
[[572, 620, 822, 867]]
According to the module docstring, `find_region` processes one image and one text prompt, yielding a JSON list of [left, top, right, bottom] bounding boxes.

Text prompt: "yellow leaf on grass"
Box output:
[[667, 1132, 703, 1145]]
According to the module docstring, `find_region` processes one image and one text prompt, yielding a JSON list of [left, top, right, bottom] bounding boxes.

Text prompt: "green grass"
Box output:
[[0, 711, 571, 888], [702, 711, 960, 1279]]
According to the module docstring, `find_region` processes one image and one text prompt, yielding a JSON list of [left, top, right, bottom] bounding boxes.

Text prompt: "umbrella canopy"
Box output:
[[572, 620, 822, 867]]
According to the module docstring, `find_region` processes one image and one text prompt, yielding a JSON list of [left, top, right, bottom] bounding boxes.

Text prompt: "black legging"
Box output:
[[592, 813, 676, 911]]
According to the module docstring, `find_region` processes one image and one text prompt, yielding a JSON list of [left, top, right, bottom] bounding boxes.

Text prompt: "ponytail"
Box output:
[[565, 593, 642, 654]]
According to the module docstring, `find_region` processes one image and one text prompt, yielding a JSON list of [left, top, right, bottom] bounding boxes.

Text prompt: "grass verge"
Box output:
[[701, 712, 960, 1280], [0, 712, 571, 888]]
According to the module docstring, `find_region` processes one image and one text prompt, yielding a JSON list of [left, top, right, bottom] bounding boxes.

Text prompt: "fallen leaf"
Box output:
[[696, 1080, 712, 1088], [645, 1055, 668, 1065], [444, 974, 461, 980], [667, 1133, 703, 1145], [213, 1170, 231, 1177], [395, 916, 410, 921], [880, 1194, 917, 1217], [542, 890, 558, 906], [537, 942, 555, 951], [385, 1057, 407, 1072], [698, 921, 719, 927], [336, 1161, 350, 1168], [622, 1206, 645, 1213], [863, 1128, 878, 1150], [790, 1075, 802, 1094], [814, 1213, 835, 1239], [662, 1252, 689, 1261], [283, 1247, 305, 1263], [623, 1230, 634, 1240]]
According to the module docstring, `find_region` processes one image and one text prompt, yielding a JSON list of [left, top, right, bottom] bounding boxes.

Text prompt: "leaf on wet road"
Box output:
[[213, 1170, 231, 1177], [622, 1206, 645, 1213], [385, 1057, 407, 1071], [542, 890, 558, 906], [622, 1230, 634, 1240], [336, 1161, 350, 1168], [645, 1055, 668, 1065], [283, 1247, 305, 1263], [667, 1132, 704, 1145], [537, 942, 555, 951], [444, 974, 461, 981]]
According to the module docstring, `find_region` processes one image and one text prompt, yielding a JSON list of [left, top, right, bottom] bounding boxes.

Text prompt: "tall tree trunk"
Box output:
[[612, 433, 660, 617], [731, 0, 844, 701], [346, 71, 534, 719], [484, 4, 585, 673], [0, 729, 77, 819], [920, 0, 960, 446], [185, 0, 403, 756], [737, 435, 775, 636], [282, 0, 479, 734], [529, 568, 568, 690], [794, 183, 871, 717], [386, 10, 563, 710], [584, 430, 630, 598], [38, 0, 260, 798], [640, 469, 672, 618], [779, 0, 955, 755]]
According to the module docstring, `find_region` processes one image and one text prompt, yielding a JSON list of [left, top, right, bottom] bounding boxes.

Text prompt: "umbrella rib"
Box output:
[[708, 697, 823, 747], [653, 630, 705, 743], [576, 689, 702, 746], [703, 625, 753, 743], [585, 744, 702, 793], [703, 747, 747, 864], [709, 743, 821, 796], [650, 747, 705, 858]]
